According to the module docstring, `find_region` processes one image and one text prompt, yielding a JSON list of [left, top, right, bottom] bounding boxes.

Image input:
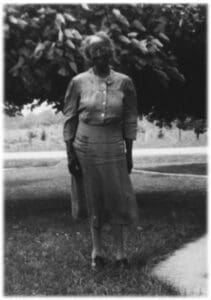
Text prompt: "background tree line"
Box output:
[[4, 3, 207, 128]]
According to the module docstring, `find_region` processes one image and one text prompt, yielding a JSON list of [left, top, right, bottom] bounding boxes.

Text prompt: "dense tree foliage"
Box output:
[[4, 4, 206, 121]]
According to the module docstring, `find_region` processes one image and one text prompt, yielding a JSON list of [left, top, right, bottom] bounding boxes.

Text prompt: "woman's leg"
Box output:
[[90, 216, 105, 268], [113, 224, 129, 268], [90, 226, 102, 259], [113, 224, 125, 260]]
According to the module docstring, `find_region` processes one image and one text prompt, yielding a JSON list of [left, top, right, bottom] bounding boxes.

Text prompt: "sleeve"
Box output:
[[63, 78, 80, 142], [122, 77, 138, 140]]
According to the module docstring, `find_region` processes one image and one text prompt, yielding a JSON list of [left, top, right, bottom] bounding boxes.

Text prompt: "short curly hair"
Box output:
[[81, 31, 115, 62]]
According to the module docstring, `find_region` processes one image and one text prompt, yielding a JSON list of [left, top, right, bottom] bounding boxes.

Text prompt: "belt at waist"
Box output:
[[75, 121, 124, 143]]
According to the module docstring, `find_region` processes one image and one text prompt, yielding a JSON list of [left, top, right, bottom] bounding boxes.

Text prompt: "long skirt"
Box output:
[[70, 121, 139, 228]]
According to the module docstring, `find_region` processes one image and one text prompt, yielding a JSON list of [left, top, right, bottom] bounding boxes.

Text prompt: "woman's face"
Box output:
[[89, 42, 111, 69]]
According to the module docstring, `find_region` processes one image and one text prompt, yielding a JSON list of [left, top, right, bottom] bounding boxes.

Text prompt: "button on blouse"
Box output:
[[63, 68, 138, 141]]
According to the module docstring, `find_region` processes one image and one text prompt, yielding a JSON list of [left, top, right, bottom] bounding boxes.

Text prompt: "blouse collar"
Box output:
[[88, 67, 114, 85]]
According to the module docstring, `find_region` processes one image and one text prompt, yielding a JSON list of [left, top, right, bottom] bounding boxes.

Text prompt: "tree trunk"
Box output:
[[196, 132, 200, 140]]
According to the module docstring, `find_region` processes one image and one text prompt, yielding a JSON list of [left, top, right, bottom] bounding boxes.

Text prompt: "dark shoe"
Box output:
[[91, 256, 106, 271], [115, 258, 129, 269]]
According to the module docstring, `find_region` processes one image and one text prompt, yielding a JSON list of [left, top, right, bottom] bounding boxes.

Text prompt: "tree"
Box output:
[[4, 4, 206, 121], [193, 119, 206, 140]]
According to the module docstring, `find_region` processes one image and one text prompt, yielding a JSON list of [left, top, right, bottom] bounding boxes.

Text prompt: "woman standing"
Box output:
[[63, 32, 139, 270]]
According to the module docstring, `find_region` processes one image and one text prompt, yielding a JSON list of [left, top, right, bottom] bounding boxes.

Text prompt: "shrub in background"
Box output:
[[41, 130, 47, 141], [28, 131, 37, 144]]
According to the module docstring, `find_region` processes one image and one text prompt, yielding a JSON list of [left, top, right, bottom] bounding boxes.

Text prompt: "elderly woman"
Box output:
[[63, 31, 139, 270]]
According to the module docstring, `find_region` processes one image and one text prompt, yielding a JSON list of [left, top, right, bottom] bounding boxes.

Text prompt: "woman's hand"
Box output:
[[68, 154, 82, 177], [126, 152, 133, 174], [125, 138, 133, 174], [66, 140, 82, 177]]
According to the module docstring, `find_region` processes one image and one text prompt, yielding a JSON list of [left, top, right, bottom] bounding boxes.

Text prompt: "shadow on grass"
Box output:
[[141, 163, 207, 175], [133, 190, 206, 264], [4, 185, 206, 296]]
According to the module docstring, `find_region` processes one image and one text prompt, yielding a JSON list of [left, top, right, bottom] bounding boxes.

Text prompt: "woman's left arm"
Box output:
[[122, 77, 138, 174], [125, 138, 133, 174]]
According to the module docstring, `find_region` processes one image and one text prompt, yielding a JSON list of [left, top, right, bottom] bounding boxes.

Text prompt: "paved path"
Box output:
[[3, 147, 207, 160], [152, 235, 207, 296]]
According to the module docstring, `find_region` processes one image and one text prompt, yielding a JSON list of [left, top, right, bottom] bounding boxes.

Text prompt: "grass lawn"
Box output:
[[4, 159, 61, 169], [4, 163, 207, 296]]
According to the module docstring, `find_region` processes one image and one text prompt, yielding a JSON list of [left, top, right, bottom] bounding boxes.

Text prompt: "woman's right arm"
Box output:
[[63, 78, 80, 143], [63, 78, 81, 176]]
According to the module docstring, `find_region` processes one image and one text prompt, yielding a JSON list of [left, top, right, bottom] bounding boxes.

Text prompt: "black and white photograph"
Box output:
[[2, 0, 208, 297]]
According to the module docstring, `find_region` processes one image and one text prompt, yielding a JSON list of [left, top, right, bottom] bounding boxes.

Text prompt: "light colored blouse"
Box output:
[[63, 68, 138, 141]]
